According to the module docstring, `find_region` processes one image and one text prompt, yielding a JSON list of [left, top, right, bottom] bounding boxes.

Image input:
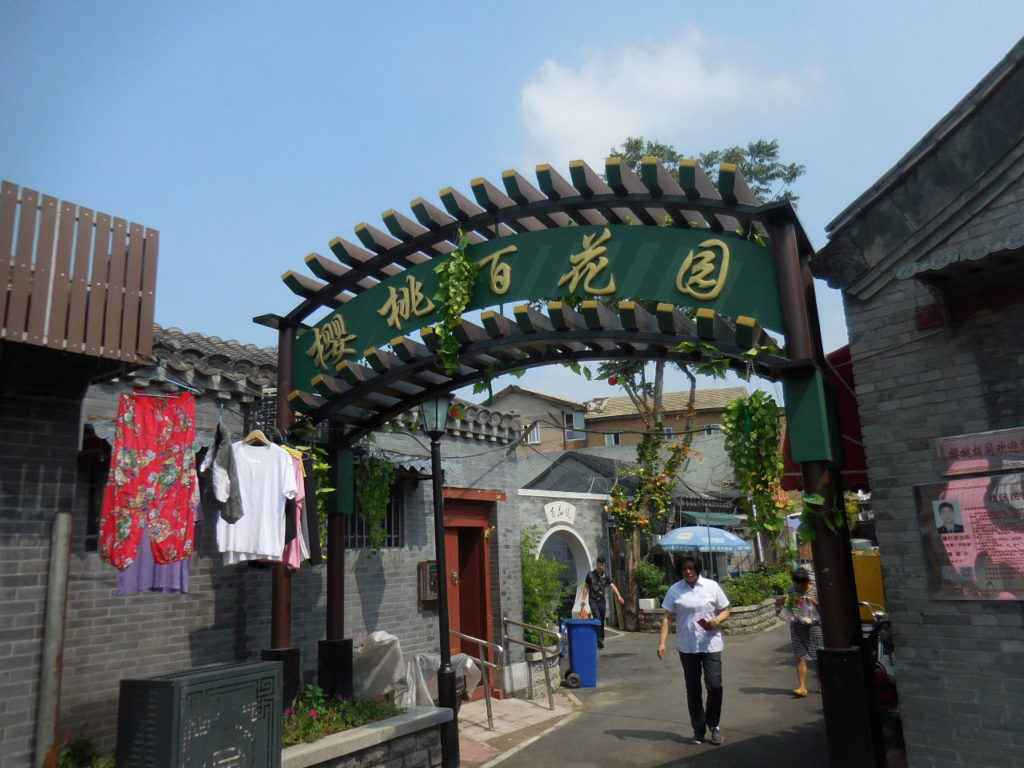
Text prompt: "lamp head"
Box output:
[[421, 394, 455, 439]]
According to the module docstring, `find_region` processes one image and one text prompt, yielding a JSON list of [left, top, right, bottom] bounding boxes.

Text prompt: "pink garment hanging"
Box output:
[[282, 453, 306, 569]]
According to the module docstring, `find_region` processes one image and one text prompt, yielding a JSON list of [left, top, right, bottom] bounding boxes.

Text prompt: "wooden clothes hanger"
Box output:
[[243, 429, 272, 446]]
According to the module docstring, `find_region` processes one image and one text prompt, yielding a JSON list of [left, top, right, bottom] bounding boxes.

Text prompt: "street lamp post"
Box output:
[[421, 395, 459, 768]]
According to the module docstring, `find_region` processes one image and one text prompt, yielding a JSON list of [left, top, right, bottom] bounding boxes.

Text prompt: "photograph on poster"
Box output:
[[916, 471, 1024, 600], [933, 499, 964, 534]]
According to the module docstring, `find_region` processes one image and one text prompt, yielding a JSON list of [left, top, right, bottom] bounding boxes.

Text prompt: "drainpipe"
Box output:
[[35, 511, 72, 768]]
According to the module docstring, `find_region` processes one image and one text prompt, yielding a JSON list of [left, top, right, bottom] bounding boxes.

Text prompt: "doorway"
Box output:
[[443, 500, 492, 658]]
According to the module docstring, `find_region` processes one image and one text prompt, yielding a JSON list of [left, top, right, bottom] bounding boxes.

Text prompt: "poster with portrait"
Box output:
[[916, 470, 1024, 600]]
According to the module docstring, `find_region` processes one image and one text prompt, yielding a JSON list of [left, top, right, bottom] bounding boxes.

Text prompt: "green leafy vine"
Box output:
[[432, 228, 476, 376], [722, 391, 790, 535], [797, 492, 845, 543], [305, 445, 336, 559], [676, 338, 779, 380], [354, 454, 394, 554]]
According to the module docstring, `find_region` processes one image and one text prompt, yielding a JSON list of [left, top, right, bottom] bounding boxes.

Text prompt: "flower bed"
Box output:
[[283, 686, 402, 746]]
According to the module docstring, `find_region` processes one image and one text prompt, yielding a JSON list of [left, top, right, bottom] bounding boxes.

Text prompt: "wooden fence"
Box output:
[[1, 180, 158, 362]]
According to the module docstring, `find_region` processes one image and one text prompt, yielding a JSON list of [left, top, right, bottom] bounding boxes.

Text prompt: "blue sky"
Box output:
[[3, 2, 1022, 402]]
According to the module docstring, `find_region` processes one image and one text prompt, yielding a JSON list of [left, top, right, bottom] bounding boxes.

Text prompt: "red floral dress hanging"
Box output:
[[100, 391, 198, 569]]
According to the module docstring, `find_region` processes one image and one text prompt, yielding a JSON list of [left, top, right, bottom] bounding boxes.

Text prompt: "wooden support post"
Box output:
[[769, 212, 879, 767]]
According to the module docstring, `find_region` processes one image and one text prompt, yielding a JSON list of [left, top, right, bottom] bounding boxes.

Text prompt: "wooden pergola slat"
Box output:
[[605, 158, 662, 226]]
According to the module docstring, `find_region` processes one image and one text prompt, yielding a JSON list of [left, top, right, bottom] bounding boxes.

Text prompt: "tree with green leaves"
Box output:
[[596, 136, 804, 629], [608, 136, 805, 203]]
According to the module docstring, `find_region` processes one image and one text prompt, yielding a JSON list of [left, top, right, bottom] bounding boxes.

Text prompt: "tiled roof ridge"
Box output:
[[382, 402, 522, 444], [122, 324, 280, 402], [154, 324, 277, 360], [584, 386, 749, 418], [485, 384, 585, 409]]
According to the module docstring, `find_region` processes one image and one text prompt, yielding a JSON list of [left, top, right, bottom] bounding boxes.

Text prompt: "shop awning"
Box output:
[[678, 511, 746, 527]]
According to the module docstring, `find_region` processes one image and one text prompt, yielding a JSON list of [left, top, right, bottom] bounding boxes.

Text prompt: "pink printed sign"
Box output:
[[916, 469, 1024, 600], [936, 427, 1024, 477]]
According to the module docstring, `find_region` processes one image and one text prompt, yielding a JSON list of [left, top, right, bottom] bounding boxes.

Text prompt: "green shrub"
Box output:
[[634, 559, 669, 601], [521, 525, 571, 644], [59, 731, 99, 768], [759, 563, 793, 595], [722, 564, 792, 607], [58, 728, 114, 768]]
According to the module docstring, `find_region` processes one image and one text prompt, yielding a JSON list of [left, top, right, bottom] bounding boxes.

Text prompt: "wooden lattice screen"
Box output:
[[0, 180, 158, 361]]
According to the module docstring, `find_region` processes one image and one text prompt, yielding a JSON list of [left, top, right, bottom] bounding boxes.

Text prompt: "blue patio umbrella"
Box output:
[[657, 525, 752, 553]]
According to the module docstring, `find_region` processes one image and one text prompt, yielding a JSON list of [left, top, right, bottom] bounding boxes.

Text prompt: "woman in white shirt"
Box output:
[[657, 555, 731, 746]]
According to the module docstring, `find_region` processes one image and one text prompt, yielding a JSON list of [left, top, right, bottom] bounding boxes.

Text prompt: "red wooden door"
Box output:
[[443, 500, 491, 658], [444, 527, 463, 654]]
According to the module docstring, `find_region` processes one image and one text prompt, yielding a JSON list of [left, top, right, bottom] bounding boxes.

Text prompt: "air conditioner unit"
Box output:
[[116, 661, 282, 768]]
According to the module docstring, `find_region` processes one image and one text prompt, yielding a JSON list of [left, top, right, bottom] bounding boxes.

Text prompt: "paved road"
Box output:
[[493, 622, 830, 768]]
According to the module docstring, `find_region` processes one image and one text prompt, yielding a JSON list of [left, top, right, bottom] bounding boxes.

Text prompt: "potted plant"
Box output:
[[634, 559, 669, 612]]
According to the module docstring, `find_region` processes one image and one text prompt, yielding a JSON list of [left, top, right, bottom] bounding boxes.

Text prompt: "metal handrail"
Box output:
[[501, 617, 562, 711], [449, 630, 504, 731]]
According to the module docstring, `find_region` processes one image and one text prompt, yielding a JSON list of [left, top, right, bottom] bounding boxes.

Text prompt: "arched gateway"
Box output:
[[257, 156, 867, 764]]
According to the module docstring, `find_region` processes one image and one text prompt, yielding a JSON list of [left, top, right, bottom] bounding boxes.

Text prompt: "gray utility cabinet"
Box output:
[[116, 661, 282, 768]]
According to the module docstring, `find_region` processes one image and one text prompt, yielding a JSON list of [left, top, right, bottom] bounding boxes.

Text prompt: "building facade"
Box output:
[[812, 39, 1024, 767], [486, 385, 588, 454], [583, 386, 749, 448]]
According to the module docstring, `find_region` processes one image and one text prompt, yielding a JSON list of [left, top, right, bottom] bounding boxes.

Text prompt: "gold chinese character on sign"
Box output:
[[477, 245, 516, 295], [558, 228, 616, 295], [305, 315, 358, 370], [377, 275, 435, 330], [676, 238, 730, 300]]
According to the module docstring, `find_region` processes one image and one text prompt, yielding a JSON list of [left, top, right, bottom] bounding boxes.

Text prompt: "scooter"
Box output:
[[860, 601, 899, 716]]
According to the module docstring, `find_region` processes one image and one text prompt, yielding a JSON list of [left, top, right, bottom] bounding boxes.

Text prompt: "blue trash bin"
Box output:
[[563, 618, 601, 688]]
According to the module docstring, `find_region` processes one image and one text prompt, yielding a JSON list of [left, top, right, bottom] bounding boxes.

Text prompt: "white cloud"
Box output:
[[519, 28, 822, 169]]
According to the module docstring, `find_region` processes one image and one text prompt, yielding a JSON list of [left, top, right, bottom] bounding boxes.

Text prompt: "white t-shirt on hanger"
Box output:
[[217, 442, 298, 564]]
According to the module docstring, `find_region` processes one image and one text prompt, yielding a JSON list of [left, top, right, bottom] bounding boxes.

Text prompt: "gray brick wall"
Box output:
[[845, 212, 1024, 765], [2, 365, 522, 768], [0, 346, 95, 768]]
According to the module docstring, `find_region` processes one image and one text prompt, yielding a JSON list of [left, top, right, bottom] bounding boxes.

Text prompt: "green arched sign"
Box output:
[[294, 224, 781, 384], [264, 157, 833, 461]]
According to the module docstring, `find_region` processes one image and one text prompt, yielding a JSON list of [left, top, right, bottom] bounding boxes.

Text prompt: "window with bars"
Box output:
[[346, 481, 406, 549]]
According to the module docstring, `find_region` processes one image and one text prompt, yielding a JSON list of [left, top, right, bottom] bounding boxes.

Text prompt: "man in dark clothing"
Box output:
[[580, 556, 624, 648]]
